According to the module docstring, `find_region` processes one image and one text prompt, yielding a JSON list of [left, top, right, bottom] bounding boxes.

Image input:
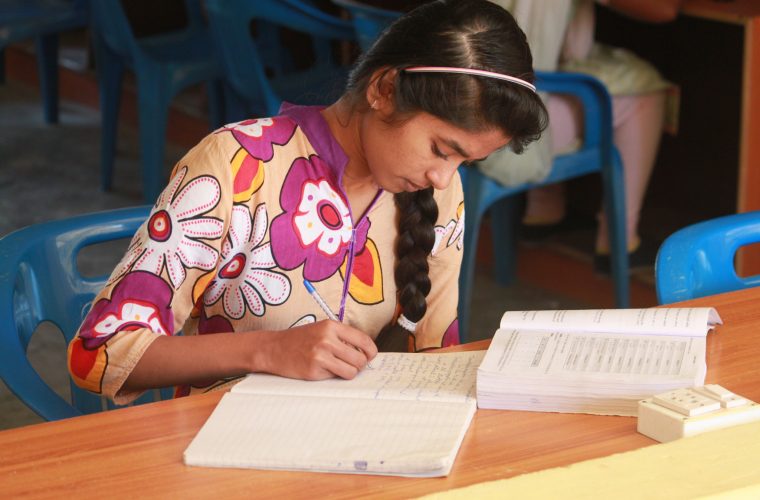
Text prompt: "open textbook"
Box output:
[[477, 308, 722, 416], [184, 350, 485, 477]]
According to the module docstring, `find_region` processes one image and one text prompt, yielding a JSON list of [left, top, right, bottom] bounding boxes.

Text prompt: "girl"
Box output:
[[67, 0, 547, 404]]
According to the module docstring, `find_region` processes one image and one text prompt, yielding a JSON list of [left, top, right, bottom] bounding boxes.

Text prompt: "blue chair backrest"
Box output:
[[655, 211, 760, 304], [0, 206, 159, 420], [88, 0, 138, 58], [88, 0, 205, 59], [0, 0, 87, 28], [331, 0, 400, 51], [205, 0, 355, 116]]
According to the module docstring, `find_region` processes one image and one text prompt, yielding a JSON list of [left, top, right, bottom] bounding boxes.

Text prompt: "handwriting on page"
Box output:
[[367, 352, 484, 402], [233, 351, 485, 404]]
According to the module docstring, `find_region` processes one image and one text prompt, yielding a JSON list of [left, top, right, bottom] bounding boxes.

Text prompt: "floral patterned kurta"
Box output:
[[67, 104, 465, 404]]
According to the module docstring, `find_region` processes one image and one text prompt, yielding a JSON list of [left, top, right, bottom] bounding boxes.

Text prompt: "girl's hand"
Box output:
[[252, 320, 378, 380]]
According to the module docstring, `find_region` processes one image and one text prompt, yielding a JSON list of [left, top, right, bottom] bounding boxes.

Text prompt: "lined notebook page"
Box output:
[[232, 351, 485, 404], [183, 392, 477, 477]]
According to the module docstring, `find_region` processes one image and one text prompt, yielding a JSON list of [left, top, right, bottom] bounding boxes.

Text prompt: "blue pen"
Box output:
[[303, 279, 339, 321], [303, 279, 372, 368]]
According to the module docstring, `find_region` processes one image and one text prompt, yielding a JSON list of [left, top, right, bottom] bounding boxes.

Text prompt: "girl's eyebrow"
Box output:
[[440, 137, 488, 162], [440, 138, 470, 159]]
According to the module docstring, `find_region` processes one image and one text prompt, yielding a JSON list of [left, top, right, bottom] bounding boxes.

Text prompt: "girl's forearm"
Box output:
[[122, 331, 274, 392]]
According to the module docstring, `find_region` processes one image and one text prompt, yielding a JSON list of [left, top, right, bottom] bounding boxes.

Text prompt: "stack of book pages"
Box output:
[[476, 308, 722, 416]]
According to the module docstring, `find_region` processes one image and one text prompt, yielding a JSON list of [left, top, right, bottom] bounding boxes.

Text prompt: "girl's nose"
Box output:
[[427, 162, 459, 190]]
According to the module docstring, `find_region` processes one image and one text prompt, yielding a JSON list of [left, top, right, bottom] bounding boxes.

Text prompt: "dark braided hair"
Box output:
[[344, 0, 548, 350]]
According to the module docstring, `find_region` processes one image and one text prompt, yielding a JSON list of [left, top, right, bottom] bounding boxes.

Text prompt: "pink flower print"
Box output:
[[204, 204, 291, 319], [79, 271, 174, 349], [271, 156, 369, 282], [218, 116, 297, 162], [441, 319, 460, 348], [110, 167, 224, 289]]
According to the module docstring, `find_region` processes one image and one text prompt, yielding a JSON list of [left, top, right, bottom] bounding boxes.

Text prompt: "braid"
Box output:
[[394, 188, 438, 321], [375, 188, 438, 352]]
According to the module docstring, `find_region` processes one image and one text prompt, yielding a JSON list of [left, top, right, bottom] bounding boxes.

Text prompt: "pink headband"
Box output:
[[404, 66, 537, 93]]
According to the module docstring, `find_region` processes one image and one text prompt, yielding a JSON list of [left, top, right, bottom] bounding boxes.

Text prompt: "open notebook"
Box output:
[[184, 351, 485, 477]]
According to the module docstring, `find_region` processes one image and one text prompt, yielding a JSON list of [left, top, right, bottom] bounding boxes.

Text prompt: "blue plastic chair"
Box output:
[[333, 2, 629, 341], [331, 0, 398, 51], [205, 0, 355, 120], [655, 211, 760, 304], [88, 0, 225, 203], [0, 206, 174, 421], [0, 0, 88, 124]]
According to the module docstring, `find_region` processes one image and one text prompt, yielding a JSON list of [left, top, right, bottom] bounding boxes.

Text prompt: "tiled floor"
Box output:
[[0, 70, 629, 430]]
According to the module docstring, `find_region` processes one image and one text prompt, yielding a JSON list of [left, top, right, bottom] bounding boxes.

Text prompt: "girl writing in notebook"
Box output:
[[67, 0, 547, 404]]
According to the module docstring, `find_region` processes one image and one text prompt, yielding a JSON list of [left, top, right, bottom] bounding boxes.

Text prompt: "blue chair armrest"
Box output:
[[655, 211, 760, 304], [0, 206, 151, 421]]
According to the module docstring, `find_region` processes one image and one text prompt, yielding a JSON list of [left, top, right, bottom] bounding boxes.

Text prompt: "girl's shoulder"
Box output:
[[210, 115, 301, 162]]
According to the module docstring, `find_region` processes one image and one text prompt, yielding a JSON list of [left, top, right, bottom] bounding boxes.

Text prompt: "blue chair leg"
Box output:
[[35, 35, 59, 124], [491, 195, 522, 286], [96, 42, 124, 191], [137, 70, 170, 202], [600, 149, 630, 307]]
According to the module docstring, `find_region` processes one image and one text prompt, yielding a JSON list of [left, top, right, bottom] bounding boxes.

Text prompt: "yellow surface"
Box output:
[[423, 421, 760, 500]]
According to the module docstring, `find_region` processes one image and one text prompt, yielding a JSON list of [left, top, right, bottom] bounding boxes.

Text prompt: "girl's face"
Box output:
[[360, 110, 510, 194]]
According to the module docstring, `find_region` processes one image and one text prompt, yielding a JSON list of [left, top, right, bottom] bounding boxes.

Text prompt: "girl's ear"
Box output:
[[365, 68, 398, 114]]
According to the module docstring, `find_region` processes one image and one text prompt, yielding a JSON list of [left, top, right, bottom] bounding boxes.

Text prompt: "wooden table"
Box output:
[[2, 288, 760, 498], [682, 0, 760, 273]]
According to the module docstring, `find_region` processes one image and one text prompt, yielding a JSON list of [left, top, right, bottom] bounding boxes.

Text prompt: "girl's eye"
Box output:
[[432, 143, 449, 160]]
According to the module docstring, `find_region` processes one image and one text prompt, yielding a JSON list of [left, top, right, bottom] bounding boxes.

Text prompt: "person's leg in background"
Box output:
[[522, 93, 583, 229], [522, 90, 666, 271], [595, 91, 665, 270]]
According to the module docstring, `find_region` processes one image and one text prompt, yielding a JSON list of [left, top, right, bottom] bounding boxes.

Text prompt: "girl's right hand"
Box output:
[[251, 320, 378, 381]]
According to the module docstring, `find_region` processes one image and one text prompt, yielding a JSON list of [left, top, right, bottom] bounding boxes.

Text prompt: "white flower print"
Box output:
[[431, 205, 465, 256], [293, 179, 353, 256], [109, 167, 224, 288], [204, 204, 291, 319], [223, 117, 274, 137], [92, 301, 169, 338], [448, 208, 465, 250], [290, 314, 316, 328], [432, 224, 450, 256]]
